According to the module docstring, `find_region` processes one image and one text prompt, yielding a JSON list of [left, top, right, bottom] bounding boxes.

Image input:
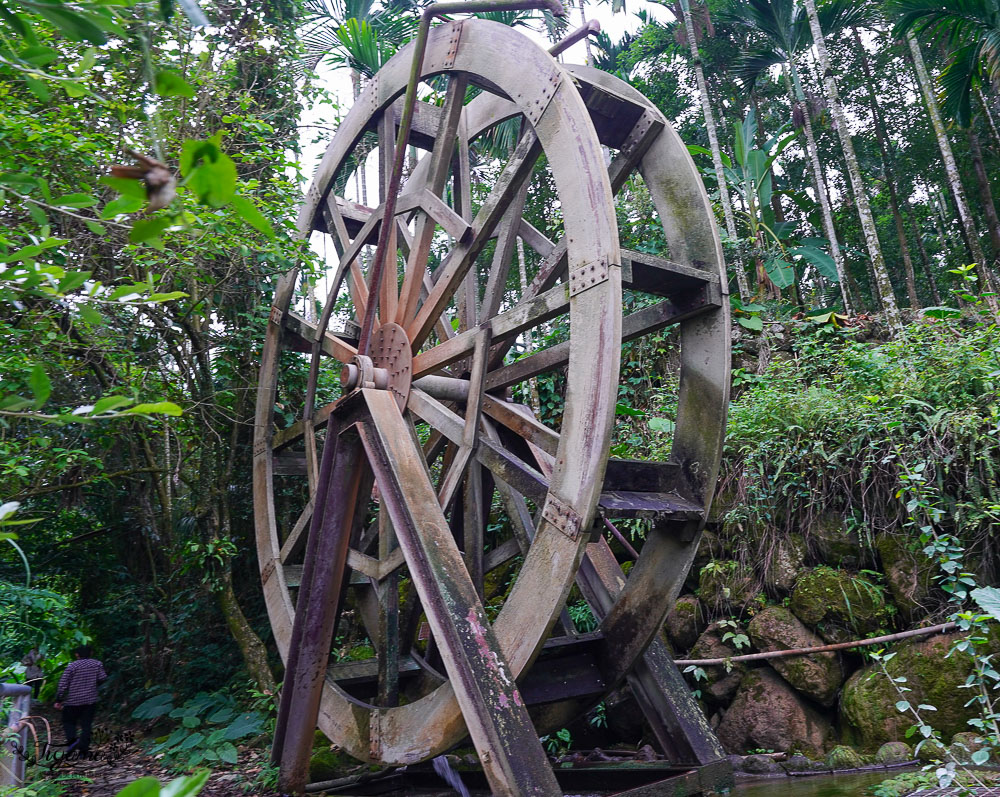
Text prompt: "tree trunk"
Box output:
[[853, 27, 920, 309], [216, 567, 278, 695], [966, 125, 1000, 263], [906, 32, 998, 313], [907, 204, 942, 304], [680, 0, 750, 301], [782, 62, 852, 312], [578, 0, 593, 66], [803, 0, 901, 331]]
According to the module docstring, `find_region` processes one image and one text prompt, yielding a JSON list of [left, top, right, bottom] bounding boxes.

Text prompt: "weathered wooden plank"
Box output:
[[603, 458, 682, 494], [273, 453, 307, 476], [483, 537, 521, 573], [328, 655, 422, 688], [621, 249, 719, 296], [283, 312, 357, 363], [598, 491, 702, 520], [484, 287, 722, 391], [576, 77, 648, 150]]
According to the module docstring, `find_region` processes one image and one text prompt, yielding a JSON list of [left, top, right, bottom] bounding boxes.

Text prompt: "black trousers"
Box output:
[[62, 703, 96, 753]]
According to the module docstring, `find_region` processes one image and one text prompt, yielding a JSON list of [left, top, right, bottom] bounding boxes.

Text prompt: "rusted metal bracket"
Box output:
[[568, 256, 613, 297], [542, 493, 584, 540]]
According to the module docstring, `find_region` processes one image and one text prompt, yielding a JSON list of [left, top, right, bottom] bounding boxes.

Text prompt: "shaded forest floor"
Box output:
[[20, 702, 275, 796]]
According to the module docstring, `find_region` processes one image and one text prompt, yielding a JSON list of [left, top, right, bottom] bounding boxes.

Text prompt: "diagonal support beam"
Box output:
[[274, 414, 368, 794], [358, 389, 559, 797]]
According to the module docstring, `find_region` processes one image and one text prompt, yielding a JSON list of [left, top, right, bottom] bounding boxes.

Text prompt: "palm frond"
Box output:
[[733, 47, 786, 84], [816, 0, 874, 34], [940, 41, 984, 126]]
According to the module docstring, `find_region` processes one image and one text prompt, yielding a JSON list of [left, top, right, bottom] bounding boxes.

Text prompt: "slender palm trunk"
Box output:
[[977, 86, 1000, 151], [577, 0, 593, 65], [680, 0, 750, 301], [966, 125, 1000, 262], [906, 32, 998, 312], [803, 0, 900, 331], [908, 204, 941, 304], [782, 62, 852, 311], [852, 28, 919, 309]]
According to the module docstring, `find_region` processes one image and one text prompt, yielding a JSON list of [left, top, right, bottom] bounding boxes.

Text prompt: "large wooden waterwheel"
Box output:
[[254, 12, 730, 796]]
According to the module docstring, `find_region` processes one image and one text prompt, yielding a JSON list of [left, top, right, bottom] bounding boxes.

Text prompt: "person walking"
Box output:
[[21, 647, 44, 700], [54, 645, 107, 756]]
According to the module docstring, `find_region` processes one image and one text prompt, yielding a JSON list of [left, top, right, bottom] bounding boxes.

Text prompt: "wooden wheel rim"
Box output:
[[254, 20, 622, 764]]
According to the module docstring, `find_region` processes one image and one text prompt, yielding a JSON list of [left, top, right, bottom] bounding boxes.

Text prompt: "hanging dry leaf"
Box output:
[[109, 150, 177, 211]]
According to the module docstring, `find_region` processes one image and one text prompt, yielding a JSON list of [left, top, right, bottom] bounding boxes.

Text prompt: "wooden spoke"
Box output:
[[408, 388, 549, 505], [282, 312, 357, 363], [407, 130, 543, 348], [396, 73, 470, 327], [375, 509, 400, 706], [411, 281, 568, 379], [453, 113, 476, 332], [378, 108, 399, 325], [280, 498, 314, 565], [322, 198, 368, 321], [481, 169, 531, 322], [432, 328, 490, 512], [515, 217, 554, 258], [481, 396, 558, 460]]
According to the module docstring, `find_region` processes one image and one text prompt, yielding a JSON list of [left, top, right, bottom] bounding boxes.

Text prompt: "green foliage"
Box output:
[[114, 772, 209, 797], [133, 692, 266, 769], [539, 727, 572, 756], [720, 319, 1000, 554]]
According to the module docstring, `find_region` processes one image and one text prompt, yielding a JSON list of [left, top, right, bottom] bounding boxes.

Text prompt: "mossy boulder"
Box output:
[[915, 737, 948, 763], [949, 732, 992, 764], [807, 515, 864, 568], [825, 744, 863, 770], [875, 741, 913, 765], [741, 753, 782, 774], [765, 534, 807, 593], [698, 560, 758, 612], [781, 754, 829, 773], [789, 567, 888, 640], [687, 623, 747, 705], [664, 595, 705, 652], [715, 667, 834, 757], [748, 606, 844, 707], [839, 632, 977, 749], [875, 535, 934, 621]]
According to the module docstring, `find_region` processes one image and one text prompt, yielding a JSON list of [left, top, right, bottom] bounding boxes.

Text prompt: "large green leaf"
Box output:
[[222, 711, 265, 740], [972, 586, 1000, 621], [28, 363, 51, 408], [114, 777, 161, 797], [154, 70, 195, 99], [132, 693, 175, 719], [790, 244, 839, 283], [230, 195, 274, 238], [764, 255, 795, 289]]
